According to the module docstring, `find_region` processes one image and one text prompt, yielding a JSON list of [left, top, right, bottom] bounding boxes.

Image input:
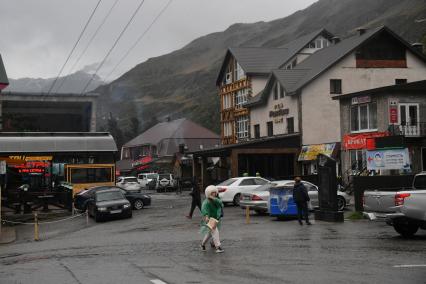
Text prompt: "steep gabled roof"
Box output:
[[246, 26, 426, 108], [0, 54, 9, 90], [216, 28, 334, 86], [124, 118, 219, 147]]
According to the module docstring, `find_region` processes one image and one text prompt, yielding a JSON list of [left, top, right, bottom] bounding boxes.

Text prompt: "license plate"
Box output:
[[110, 209, 122, 214]]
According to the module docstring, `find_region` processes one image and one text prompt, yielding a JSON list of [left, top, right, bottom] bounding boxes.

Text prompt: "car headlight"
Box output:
[[98, 207, 107, 211], [123, 204, 131, 209]]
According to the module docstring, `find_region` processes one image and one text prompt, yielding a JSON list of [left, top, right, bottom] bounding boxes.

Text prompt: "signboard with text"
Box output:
[[343, 132, 388, 150], [298, 143, 336, 161], [366, 148, 411, 171]]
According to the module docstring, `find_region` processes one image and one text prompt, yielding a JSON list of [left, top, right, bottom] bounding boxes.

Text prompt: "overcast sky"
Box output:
[[0, 0, 316, 81]]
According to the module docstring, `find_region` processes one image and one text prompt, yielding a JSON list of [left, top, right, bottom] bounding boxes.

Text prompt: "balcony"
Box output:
[[388, 122, 426, 137]]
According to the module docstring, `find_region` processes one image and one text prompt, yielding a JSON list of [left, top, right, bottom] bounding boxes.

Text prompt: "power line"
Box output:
[[46, 0, 102, 95], [55, 0, 119, 93], [104, 0, 173, 82], [81, 0, 146, 94]]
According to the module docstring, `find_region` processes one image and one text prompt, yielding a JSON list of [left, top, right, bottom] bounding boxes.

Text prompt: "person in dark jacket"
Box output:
[[186, 177, 202, 219], [293, 177, 311, 225]]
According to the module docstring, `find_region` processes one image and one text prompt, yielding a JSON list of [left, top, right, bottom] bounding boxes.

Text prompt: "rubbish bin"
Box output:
[[269, 185, 298, 218]]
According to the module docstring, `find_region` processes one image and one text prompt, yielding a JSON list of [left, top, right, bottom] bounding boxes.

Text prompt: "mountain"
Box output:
[[7, 71, 103, 94], [96, 0, 426, 138]]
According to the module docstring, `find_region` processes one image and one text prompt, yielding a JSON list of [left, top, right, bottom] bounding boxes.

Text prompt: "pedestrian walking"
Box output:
[[186, 178, 201, 219], [293, 177, 311, 225], [200, 185, 224, 253]]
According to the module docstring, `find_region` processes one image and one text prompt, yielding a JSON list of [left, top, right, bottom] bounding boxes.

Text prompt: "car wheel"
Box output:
[[393, 219, 419, 238], [233, 193, 241, 206], [337, 196, 346, 211], [133, 199, 144, 210]]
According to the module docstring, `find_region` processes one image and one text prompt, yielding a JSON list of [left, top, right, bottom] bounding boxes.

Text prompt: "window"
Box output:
[[235, 61, 245, 81], [267, 121, 273, 137], [350, 150, 366, 173], [287, 117, 294, 134], [254, 178, 268, 185], [254, 124, 260, 139], [240, 178, 256, 186], [223, 93, 233, 109], [235, 89, 248, 108], [236, 116, 249, 140], [279, 83, 285, 98], [70, 168, 112, 183], [225, 63, 232, 84], [351, 102, 377, 132], [395, 79, 407, 85], [223, 122, 233, 137], [273, 83, 278, 100], [330, 79, 342, 94]]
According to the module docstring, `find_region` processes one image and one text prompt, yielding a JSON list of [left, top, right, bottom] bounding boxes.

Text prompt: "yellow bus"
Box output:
[[65, 164, 115, 195]]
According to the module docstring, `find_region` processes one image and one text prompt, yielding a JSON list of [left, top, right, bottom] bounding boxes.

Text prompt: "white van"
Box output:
[[137, 173, 159, 189]]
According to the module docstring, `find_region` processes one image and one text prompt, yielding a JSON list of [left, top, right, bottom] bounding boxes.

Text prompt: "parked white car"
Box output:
[[240, 180, 351, 213], [156, 173, 177, 191], [116, 176, 141, 191], [137, 173, 159, 189], [217, 177, 270, 206]]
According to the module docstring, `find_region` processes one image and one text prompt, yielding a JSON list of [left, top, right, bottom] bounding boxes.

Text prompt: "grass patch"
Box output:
[[347, 211, 365, 220]]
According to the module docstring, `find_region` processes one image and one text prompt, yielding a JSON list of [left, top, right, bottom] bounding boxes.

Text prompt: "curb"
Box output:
[[0, 226, 16, 244]]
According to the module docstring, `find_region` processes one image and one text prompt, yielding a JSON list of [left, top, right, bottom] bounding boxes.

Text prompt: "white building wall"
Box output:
[[250, 84, 299, 138], [251, 76, 268, 96], [301, 51, 426, 145]]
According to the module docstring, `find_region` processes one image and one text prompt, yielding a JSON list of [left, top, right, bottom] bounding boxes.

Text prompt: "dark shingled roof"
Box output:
[[246, 26, 426, 108], [0, 54, 9, 89], [123, 118, 220, 156], [216, 29, 334, 85]]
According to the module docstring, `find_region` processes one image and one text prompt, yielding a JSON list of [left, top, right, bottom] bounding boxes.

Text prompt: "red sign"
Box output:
[[343, 132, 388, 150], [389, 107, 398, 124], [132, 156, 153, 167]]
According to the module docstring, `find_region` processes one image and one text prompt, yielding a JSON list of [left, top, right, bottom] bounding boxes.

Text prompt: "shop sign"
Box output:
[[269, 103, 289, 118], [343, 132, 388, 150], [351, 96, 371, 105], [367, 148, 410, 170], [298, 143, 336, 161], [8, 155, 53, 161], [132, 156, 153, 167]]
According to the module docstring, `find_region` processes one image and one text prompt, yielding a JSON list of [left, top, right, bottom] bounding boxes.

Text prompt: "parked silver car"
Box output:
[[240, 180, 351, 213], [116, 176, 141, 192]]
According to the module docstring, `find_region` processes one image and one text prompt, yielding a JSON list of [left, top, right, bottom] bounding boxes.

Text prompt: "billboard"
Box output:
[[366, 148, 411, 171]]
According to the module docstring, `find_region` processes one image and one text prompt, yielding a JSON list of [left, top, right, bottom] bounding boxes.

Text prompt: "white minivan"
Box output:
[[137, 173, 159, 189]]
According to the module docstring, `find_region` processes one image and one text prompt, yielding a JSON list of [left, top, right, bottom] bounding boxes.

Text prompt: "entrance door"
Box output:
[[398, 103, 419, 136]]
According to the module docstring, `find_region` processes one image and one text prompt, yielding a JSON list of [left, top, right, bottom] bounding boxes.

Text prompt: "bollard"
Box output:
[[245, 206, 250, 224], [86, 211, 89, 226], [34, 212, 39, 241]]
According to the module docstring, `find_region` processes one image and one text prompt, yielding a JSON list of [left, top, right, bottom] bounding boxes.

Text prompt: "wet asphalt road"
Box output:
[[0, 192, 425, 284]]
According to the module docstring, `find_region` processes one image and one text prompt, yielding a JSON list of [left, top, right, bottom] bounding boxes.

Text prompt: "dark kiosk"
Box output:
[[314, 154, 344, 222]]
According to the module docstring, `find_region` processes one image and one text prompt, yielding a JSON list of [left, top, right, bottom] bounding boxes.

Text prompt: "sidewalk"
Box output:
[[0, 226, 16, 244]]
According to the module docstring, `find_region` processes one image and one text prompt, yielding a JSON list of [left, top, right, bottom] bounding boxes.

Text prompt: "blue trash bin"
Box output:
[[269, 185, 298, 217]]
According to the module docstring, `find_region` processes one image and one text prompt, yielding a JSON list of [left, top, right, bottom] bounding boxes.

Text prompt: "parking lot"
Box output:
[[0, 192, 425, 284]]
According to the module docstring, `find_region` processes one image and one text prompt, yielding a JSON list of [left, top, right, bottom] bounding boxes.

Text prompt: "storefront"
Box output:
[[0, 132, 117, 211]]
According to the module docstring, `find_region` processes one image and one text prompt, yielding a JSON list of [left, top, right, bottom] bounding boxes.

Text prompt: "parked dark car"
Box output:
[[87, 189, 132, 222], [74, 186, 151, 211]]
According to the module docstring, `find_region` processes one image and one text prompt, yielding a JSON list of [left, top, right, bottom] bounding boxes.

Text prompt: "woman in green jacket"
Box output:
[[200, 185, 224, 253]]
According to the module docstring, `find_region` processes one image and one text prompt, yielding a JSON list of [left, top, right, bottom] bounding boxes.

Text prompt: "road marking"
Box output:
[[150, 279, 168, 284], [393, 264, 426, 268]]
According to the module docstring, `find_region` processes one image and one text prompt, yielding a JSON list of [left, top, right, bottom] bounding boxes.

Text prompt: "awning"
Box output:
[[298, 143, 340, 161], [0, 132, 117, 153]]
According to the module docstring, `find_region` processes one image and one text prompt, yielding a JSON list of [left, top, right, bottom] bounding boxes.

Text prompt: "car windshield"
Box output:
[[413, 175, 426, 189], [159, 174, 170, 179], [217, 178, 237, 186], [124, 177, 138, 183], [147, 174, 158, 179], [96, 191, 124, 202]]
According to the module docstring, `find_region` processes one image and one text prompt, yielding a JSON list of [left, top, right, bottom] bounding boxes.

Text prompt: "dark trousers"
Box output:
[[189, 198, 201, 217], [296, 202, 309, 223]]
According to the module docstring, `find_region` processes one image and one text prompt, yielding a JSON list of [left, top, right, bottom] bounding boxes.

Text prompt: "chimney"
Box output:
[[412, 43, 424, 54], [331, 36, 340, 44], [357, 27, 367, 36]]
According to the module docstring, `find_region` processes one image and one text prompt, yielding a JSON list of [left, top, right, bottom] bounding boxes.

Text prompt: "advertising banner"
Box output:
[[298, 143, 336, 161], [366, 148, 411, 171], [343, 132, 388, 150]]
